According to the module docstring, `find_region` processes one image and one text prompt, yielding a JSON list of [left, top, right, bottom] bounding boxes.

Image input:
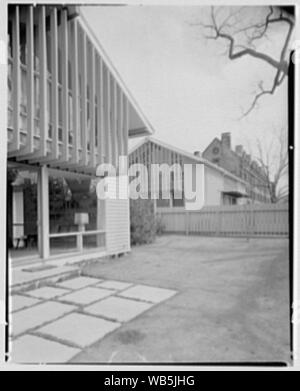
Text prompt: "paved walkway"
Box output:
[[9, 276, 176, 363]]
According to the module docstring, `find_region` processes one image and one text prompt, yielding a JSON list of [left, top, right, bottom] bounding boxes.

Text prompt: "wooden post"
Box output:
[[97, 56, 104, 164], [61, 9, 69, 161], [123, 97, 129, 156], [12, 5, 20, 151], [26, 6, 34, 154], [50, 7, 59, 159], [89, 45, 96, 167], [38, 6, 47, 157], [37, 165, 49, 259], [71, 18, 79, 164], [97, 198, 106, 247], [81, 29, 87, 165], [185, 211, 190, 236]]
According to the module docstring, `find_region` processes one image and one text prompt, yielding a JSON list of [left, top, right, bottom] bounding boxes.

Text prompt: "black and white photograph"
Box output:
[[0, 0, 299, 371]]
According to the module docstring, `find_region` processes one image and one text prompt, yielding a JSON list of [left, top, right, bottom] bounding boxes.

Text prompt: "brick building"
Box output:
[[202, 133, 271, 203]]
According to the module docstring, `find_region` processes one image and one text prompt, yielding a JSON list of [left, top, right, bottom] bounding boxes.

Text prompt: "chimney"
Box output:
[[235, 145, 243, 155], [194, 151, 201, 158], [221, 132, 231, 149]]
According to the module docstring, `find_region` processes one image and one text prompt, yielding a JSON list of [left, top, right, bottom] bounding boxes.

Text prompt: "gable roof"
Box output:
[[202, 137, 221, 155], [129, 137, 247, 185]]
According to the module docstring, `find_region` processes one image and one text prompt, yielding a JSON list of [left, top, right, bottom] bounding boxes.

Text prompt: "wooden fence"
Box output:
[[157, 204, 289, 237]]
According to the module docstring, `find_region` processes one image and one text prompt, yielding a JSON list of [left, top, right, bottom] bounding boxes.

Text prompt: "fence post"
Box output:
[[185, 211, 190, 236], [217, 209, 221, 236]]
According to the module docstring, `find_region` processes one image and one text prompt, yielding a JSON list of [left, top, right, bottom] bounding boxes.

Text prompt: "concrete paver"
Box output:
[[119, 284, 176, 303], [85, 296, 153, 322], [57, 287, 112, 305], [26, 286, 69, 299], [11, 301, 76, 337], [37, 312, 120, 348], [10, 295, 41, 313], [96, 280, 133, 291], [57, 276, 102, 290], [10, 334, 80, 363]]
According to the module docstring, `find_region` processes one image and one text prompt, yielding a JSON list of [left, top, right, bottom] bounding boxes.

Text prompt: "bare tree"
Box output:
[[256, 128, 288, 203], [199, 6, 294, 116]]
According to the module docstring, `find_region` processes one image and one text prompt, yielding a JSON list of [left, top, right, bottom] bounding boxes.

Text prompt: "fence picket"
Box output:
[[157, 204, 289, 237]]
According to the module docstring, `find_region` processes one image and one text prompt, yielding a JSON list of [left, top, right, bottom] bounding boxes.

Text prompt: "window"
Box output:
[[212, 146, 219, 155]]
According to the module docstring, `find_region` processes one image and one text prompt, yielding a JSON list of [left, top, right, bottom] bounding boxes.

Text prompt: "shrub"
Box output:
[[155, 215, 165, 236], [130, 199, 157, 245]]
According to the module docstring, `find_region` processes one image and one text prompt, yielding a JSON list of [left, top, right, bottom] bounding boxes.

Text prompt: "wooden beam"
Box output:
[[111, 76, 117, 166], [71, 18, 79, 164], [123, 96, 129, 156], [61, 9, 69, 162], [89, 44, 96, 167], [80, 28, 87, 166], [11, 5, 20, 151], [50, 7, 59, 159], [25, 6, 34, 154], [38, 5, 47, 157], [104, 66, 111, 164], [117, 86, 124, 157], [96, 55, 103, 165]]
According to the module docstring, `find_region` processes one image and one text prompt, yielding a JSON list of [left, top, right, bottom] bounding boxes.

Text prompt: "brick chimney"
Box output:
[[221, 132, 231, 150], [194, 151, 201, 158], [235, 145, 243, 155]]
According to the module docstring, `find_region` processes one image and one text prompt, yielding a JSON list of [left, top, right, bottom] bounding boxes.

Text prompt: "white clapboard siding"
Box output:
[[105, 176, 130, 255]]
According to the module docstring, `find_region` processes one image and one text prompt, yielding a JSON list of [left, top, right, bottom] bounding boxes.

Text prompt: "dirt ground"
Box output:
[[74, 235, 291, 364]]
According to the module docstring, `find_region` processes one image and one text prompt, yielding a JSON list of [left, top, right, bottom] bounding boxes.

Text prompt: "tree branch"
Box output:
[[202, 6, 294, 116]]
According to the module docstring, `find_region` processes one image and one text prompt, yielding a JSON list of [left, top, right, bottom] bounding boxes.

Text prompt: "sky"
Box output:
[[82, 5, 289, 162]]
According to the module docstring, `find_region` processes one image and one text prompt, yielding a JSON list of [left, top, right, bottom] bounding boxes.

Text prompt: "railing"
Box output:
[[157, 203, 289, 237]]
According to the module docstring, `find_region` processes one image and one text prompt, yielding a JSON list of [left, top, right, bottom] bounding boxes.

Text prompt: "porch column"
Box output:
[[37, 165, 49, 259], [12, 185, 24, 248], [96, 198, 106, 248]]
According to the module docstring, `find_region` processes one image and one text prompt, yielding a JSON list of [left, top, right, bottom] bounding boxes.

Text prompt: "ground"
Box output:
[[10, 235, 290, 364]]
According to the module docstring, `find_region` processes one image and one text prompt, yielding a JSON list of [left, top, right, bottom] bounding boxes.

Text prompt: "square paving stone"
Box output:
[[119, 284, 176, 303], [85, 296, 153, 322], [10, 334, 80, 363], [11, 301, 76, 337], [10, 295, 41, 313], [97, 280, 133, 291], [37, 312, 120, 348], [57, 276, 102, 290], [26, 286, 69, 300], [58, 287, 113, 305]]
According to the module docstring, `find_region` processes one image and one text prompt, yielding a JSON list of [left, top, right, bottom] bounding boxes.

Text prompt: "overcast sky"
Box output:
[[82, 5, 289, 159]]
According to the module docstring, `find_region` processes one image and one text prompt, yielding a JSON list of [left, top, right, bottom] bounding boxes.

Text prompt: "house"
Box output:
[[202, 132, 271, 203], [7, 4, 154, 263], [129, 137, 248, 209]]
